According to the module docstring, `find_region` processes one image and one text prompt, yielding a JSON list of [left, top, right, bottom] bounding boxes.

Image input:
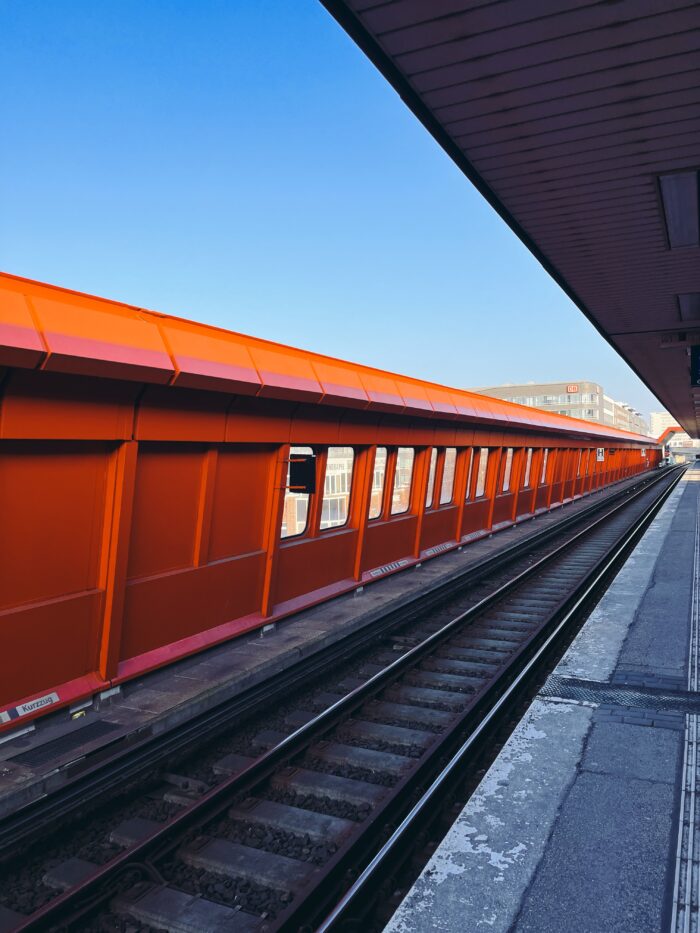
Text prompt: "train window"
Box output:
[[368, 447, 387, 520], [281, 446, 314, 539], [523, 448, 533, 487], [475, 448, 489, 498], [502, 448, 514, 492], [440, 448, 457, 504], [391, 447, 414, 515], [320, 447, 354, 530], [464, 449, 475, 501], [425, 448, 438, 508], [540, 449, 549, 485]]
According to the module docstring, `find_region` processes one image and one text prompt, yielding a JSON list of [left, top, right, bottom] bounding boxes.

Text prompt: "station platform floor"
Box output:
[[385, 464, 700, 933], [0, 472, 653, 823]]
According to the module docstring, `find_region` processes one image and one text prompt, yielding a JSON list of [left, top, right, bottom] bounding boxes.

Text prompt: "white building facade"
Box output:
[[470, 381, 648, 435]]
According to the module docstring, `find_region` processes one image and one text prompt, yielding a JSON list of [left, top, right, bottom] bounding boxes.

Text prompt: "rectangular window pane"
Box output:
[[465, 449, 474, 501], [577, 449, 583, 476], [320, 447, 354, 530], [502, 448, 514, 492], [475, 448, 489, 498], [391, 447, 414, 515], [523, 448, 533, 487], [281, 445, 313, 539], [540, 449, 549, 485], [440, 448, 457, 504], [368, 447, 387, 520], [425, 448, 438, 508]]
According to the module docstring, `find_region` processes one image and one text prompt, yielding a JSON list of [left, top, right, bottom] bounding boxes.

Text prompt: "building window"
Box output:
[[523, 448, 533, 487], [425, 448, 438, 508], [391, 447, 414, 515], [281, 445, 313, 539], [475, 448, 489, 498], [368, 447, 387, 520], [440, 448, 457, 504], [540, 449, 549, 485], [502, 448, 514, 492], [320, 447, 354, 530]]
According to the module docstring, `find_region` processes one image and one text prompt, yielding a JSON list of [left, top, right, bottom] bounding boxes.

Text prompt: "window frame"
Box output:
[[319, 446, 355, 532], [464, 448, 475, 502], [368, 446, 388, 521], [439, 447, 457, 506], [280, 445, 315, 540], [390, 446, 415, 516], [425, 447, 438, 509], [474, 447, 490, 499], [501, 447, 514, 493], [523, 448, 533, 488]]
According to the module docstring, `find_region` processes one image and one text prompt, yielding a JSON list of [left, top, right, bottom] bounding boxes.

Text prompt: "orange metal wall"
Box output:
[[0, 272, 660, 730]]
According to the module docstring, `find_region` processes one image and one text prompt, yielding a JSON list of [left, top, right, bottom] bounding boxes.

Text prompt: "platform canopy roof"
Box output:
[[321, 0, 700, 436]]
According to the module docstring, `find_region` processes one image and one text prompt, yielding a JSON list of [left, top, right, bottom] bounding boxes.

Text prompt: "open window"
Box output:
[[475, 448, 489, 498], [320, 447, 354, 530], [368, 447, 387, 520], [425, 448, 438, 508], [281, 446, 314, 538], [465, 449, 475, 501], [391, 447, 414, 515], [502, 448, 514, 492], [439, 447, 457, 504]]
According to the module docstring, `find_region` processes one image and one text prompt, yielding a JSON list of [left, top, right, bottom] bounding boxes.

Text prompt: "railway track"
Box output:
[[2, 464, 683, 932], [0, 469, 669, 874]]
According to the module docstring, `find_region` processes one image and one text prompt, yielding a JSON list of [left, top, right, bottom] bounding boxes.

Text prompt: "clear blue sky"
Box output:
[[1, 0, 662, 420]]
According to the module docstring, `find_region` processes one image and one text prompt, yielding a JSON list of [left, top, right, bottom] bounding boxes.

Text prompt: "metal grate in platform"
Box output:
[[542, 676, 700, 715]]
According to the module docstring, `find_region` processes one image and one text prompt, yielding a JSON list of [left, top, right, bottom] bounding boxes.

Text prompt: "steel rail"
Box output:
[[14, 466, 683, 931], [0, 470, 667, 864], [315, 465, 686, 932]]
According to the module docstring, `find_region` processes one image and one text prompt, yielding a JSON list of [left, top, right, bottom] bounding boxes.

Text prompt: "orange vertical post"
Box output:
[[452, 448, 470, 541], [485, 448, 503, 531], [98, 440, 138, 681], [352, 446, 375, 580], [510, 448, 525, 522], [413, 447, 433, 557], [193, 447, 218, 567], [546, 449, 557, 508], [261, 447, 290, 617]]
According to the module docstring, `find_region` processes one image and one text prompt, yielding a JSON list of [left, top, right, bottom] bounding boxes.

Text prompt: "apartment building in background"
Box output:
[[469, 380, 649, 435]]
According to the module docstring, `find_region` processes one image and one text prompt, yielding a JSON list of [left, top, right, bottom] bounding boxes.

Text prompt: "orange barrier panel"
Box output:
[[0, 272, 660, 731]]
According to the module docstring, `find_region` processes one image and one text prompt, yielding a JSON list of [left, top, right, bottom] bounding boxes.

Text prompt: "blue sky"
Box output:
[[0, 0, 662, 419]]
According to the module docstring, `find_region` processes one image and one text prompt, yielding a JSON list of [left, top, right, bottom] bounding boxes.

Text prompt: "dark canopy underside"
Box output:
[[322, 0, 700, 436]]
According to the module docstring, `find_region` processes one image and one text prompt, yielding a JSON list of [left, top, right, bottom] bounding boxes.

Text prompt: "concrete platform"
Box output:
[[0, 472, 659, 823], [385, 465, 698, 933]]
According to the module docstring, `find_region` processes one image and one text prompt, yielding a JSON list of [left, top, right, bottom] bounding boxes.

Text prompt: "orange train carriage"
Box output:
[[0, 272, 659, 731]]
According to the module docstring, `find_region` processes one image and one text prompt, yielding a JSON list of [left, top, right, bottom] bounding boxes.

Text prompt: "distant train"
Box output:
[[0, 272, 659, 730]]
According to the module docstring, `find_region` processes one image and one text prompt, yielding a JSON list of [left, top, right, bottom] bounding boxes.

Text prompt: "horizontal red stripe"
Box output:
[[319, 380, 369, 408], [173, 355, 261, 394], [402, 396, 433, 413], [366, 390, 405, 411], [0, 321, 45, 368], [44, 332, 173, 383], [258, 370, 323, 402]]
